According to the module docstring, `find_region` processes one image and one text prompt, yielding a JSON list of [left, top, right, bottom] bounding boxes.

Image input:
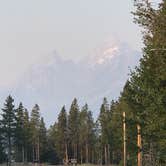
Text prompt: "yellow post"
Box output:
[[137, 124, 142, 166]]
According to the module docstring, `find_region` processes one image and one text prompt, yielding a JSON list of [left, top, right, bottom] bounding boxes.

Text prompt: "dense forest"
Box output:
[[0, 0, 166, 166]]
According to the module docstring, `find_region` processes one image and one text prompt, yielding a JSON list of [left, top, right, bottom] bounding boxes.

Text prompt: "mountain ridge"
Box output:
[[1, 42, 141, 126]]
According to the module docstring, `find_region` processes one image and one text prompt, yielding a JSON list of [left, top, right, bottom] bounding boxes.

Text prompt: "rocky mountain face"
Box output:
[[2, 42, 141, 125]]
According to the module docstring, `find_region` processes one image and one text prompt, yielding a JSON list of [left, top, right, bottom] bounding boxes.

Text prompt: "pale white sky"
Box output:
[[0, 0, 159, 87]]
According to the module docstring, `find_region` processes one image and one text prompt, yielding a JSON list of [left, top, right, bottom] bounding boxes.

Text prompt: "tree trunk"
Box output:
[[104, 144, 107, 165], [33, 145, 35, 162], [8, 136, 11, 166], [149, 142, 155, 166], [22, 146, 25, 163], [65, 143, 68, 164], [74, 144, 77, 159], [74, 144, 76, 158], [107, 144, 110, 165], [86, 143, 88, 163], [37, 140, 40, 162], [25, 146, 27, 163], [80, 148, 83, 164], [92, 149, 94, 164], [100, 150, 102, 165]]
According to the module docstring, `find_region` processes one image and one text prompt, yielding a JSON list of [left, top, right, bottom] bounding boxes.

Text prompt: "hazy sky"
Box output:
[[0, 0, 155, 88]]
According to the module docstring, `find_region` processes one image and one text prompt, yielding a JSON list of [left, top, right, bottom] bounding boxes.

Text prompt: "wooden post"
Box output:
[[123, 112, 126, 166], [137, 124, 142, 166]]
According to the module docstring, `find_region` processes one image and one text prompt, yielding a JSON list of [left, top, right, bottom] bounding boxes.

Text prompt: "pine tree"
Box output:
[[124, 0, 166, 164], [56, 106, 68, 163], [107, 100, 122, 165], [0, 95, 16, 166], [30, 104, 41, 162], [79, 104, 95, 164], [98, 98, 111, 165], [47, 123, 60, 164], [93, 120, 102, 165], [23, 109, 30, 162], [39, 117, 48, 162], [0, 122, 6, 163], [15, 102, 25, 162], [68, 98, 79, 159]]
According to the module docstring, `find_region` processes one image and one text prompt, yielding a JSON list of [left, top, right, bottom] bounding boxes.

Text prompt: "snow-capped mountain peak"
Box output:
[[95, 46, 119, 64], [86, 43, 120, 67], [7, 42, 140, 126]]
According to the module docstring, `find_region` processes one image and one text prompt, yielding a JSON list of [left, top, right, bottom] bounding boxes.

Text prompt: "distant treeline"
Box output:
[[0, 96, 122, 165], [0, 96, 138, 166], [0, 1, 166, 166]]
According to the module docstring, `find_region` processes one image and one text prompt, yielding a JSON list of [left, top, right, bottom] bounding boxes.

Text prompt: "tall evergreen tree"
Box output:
[[98, 98, 111, 165], [0, 96, 15, 166], [23, 109, 31, 162], [56, 106, 68, 163], [47, 123, 60, 164], [68, 98, 79, 159], [79, 104, 95, 164], [122, 0, 166, 165], [30, 104, 41, 162], [15, 102, 25, 162], [0, 122, 6, 163], [108, 100, 122, 165], [39, 117, 48, 162]]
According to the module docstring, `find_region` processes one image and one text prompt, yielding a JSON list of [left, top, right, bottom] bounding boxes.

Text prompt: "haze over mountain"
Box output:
[[0, 42, 140, 126]]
